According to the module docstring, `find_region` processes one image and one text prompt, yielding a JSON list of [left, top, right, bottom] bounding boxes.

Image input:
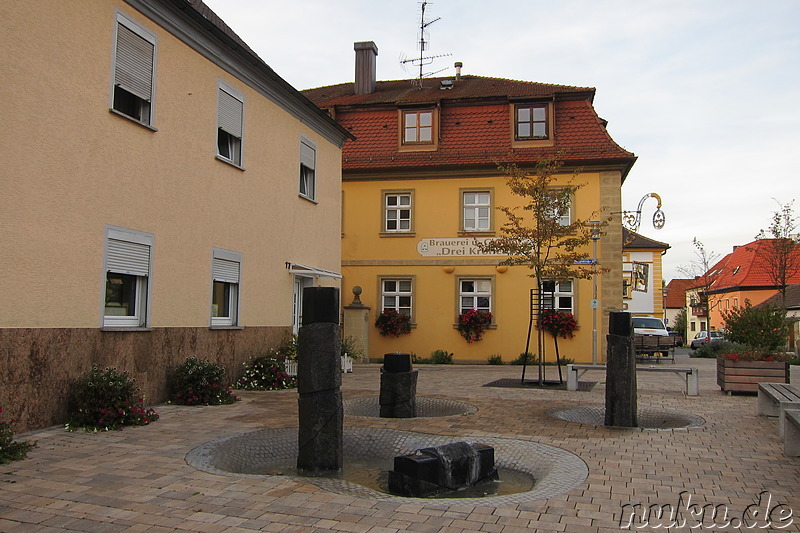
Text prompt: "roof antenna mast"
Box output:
[[400, 1, 451, 88]]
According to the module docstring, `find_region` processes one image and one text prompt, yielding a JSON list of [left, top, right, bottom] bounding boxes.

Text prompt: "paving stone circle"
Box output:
[[546, 405, 706, 430], [343, 395, 478, 418], [186, 427, 589, 506]]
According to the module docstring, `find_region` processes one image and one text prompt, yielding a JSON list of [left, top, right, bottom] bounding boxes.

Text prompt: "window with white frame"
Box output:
[[211, 248, 241, 327], [462, 191, 491, 232], [103, 226, 153, 328], [459, 279, 492, 314], [540, 280, 574, 313], [217, 81, 244, 166], [545, 193, 571, 227], [381, 279, 413, 317], [384, 192, 412, 232], [111, 12, 156, 126], [299, 137, 316, 200]]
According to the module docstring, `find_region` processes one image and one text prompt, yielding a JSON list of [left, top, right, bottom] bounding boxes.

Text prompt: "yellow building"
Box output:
[[622, 229, 670, 322], [304, 43, 637, 364], [1, 1, 351, 431]]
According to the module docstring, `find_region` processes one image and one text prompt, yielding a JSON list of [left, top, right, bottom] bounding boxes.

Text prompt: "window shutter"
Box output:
[[218, 88, 243, 138], [213, 258, 240, 284], [107, 238, 150, 277], [300, 140, 316, 169], [115, 23, 154, 102]]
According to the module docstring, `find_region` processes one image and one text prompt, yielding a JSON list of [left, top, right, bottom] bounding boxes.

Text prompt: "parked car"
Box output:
[[668, 331, 684, 346], [690, 330, 723, 350], [631, 317, 669, 336]]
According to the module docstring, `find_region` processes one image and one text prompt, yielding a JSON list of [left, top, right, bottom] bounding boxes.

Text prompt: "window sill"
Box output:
[[298, 194, 318, 204], [380, 232, 416, 238], [457, 231, 495, 237], [210, 325, 244, 330], [215, 155, 245, 171], [452, 323, 497, 330], [102, 327, 153, 332], [109, 108, 158, 132]]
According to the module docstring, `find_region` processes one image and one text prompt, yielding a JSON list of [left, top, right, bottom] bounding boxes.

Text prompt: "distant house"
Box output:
[[2, 1, 351, 431], [303, 42, 637, 363], [756, 285, 800, 355], [622, 229, 670, 322], [697, 239, 800, 331], [663, 278, 696, 333]]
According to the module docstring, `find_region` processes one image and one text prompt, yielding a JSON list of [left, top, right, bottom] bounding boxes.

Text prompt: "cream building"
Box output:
[[1, 1, 351, 431]]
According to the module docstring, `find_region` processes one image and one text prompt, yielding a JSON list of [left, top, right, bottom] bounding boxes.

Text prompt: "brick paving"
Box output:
[[2, 350, 800, 532]]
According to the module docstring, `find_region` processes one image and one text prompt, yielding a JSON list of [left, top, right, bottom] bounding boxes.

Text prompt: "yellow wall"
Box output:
[[342, 171, 620, 363], [1, 1, 342, 328]]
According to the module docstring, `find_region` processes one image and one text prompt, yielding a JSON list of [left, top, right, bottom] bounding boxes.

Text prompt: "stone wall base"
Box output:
[[0, 326, 290, 432]]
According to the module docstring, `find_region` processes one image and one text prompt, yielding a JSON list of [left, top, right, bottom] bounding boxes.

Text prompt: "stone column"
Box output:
[[343, 286, 370, 363], [604, 311, 638, 427], [296, 287, 343, 474]]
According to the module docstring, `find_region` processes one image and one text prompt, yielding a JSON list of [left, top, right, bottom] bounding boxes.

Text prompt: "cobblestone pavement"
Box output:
[[2, 351, 800, 532]]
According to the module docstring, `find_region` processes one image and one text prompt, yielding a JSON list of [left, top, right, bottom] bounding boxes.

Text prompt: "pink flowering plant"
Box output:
[[538, 309, 578, 339], [66, 366, 159, 432], [170, 357, 238, 405], [0, 406, 36, 464], [457, 309, 493, 343], [234, 351, 297, 391], [375, 309, 412, 337]]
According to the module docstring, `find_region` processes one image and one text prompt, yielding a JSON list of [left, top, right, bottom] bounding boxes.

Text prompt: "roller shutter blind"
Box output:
[[300, 139, 316, 169], [213, 257, 240, 284], [218, 88, 243, 138], [115, 22, 154, 102], [107, 238, 150, 277]]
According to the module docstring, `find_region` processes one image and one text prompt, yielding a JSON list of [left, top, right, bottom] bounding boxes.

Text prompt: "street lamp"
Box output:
[[590, 220, 602, 365]]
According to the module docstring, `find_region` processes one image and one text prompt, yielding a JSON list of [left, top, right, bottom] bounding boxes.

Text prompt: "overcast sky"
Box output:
[[203, 0, 799, 281]]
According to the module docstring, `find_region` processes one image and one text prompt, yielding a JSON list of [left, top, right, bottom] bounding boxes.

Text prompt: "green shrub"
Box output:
[[510, 352, 535, 365], [430, 349, 454, 364], [487, 354, 504, 365], [66, 366, 159, 431], [0, 407, 36, 464], [722, 301, 789, 355], [341, 336, 364, 360], [234, 353, 296, 391], [693, 340, 745, 359], [171, 358, 238, 406], [411, 353, 430, 364], [276, 334, 297, 359]]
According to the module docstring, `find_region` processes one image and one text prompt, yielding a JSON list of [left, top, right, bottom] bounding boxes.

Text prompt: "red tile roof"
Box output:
[[704, 239, 800, 292], [664, 278, 698, 308], [303, 76, 636, 175]]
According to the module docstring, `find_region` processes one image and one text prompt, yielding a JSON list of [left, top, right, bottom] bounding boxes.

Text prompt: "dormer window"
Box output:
[[402, 109, 433, 144], [515, 104, 548, 140]]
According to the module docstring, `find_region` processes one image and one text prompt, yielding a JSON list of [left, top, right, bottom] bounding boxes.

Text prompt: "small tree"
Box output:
[[678, 238, 721, 333], [479, 159, 604, 384], [756, 200, 800, 308], [672, 308, 688, 344]]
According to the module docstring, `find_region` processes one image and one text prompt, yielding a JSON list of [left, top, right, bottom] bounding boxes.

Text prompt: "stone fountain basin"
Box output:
[[186, 427, 589, 506]]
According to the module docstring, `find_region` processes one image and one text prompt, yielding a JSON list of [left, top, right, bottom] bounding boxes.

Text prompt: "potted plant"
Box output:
[[538, 309, 578, 383], [716, 302, 790, 393], [457, 309, 493, 343], [375, 309, 411, 337]]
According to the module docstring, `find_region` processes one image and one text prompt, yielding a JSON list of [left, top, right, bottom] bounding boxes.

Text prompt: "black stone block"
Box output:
[[297, 389, 343, 474], [302, 287, 339, 325], [383, 353, 412, 373], [379, 369, 417, 418], [297, 322, 341, 394]]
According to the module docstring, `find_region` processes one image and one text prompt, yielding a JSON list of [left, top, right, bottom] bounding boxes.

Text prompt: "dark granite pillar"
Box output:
[[604, 311, 638, 427], [379, 353, 417, 418], [296, 287, 342, 474]]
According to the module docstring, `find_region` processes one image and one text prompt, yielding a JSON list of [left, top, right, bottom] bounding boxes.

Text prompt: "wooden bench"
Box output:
[[566, 364, 699, 396], [783, 409, 800, 456], [757, 382, 800, 437], [634, 335, 677, 363]]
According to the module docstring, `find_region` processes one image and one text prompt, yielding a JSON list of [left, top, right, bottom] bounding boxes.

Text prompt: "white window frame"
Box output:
[[110, 11, 157, 126], [381, 278, 414, 318], [211, 248, 242, 327], [216, 80, 244, 167], [459, 278, 493, 315], [102, 226, 153, 328], [546, 193, 572, 227], [299, 136, 316, 201], [462, 190, 492, 232], [540, 279, 574, 314], [402, 109, 434, 144], [384, 192, 413, 233]]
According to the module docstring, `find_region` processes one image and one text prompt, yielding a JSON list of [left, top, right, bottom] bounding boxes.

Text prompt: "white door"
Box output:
[[292, 276, 314, 334]]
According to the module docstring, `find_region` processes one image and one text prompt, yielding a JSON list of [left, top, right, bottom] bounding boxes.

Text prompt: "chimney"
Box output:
[[354, 41, 378, 95], [454, 61, 462, 81]]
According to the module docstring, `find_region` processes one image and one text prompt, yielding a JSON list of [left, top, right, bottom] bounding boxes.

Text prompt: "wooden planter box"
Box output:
[[717, 358, 788, 393]]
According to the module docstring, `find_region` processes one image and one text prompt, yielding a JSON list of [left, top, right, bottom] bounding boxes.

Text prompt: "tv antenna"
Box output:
[[400, 1, 451, 87]]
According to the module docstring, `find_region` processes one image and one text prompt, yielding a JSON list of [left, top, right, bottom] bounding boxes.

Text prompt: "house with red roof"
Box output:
[[696, 239, 800, 332], [303, 43, 637, 363], [622, 229, 670, 323]]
